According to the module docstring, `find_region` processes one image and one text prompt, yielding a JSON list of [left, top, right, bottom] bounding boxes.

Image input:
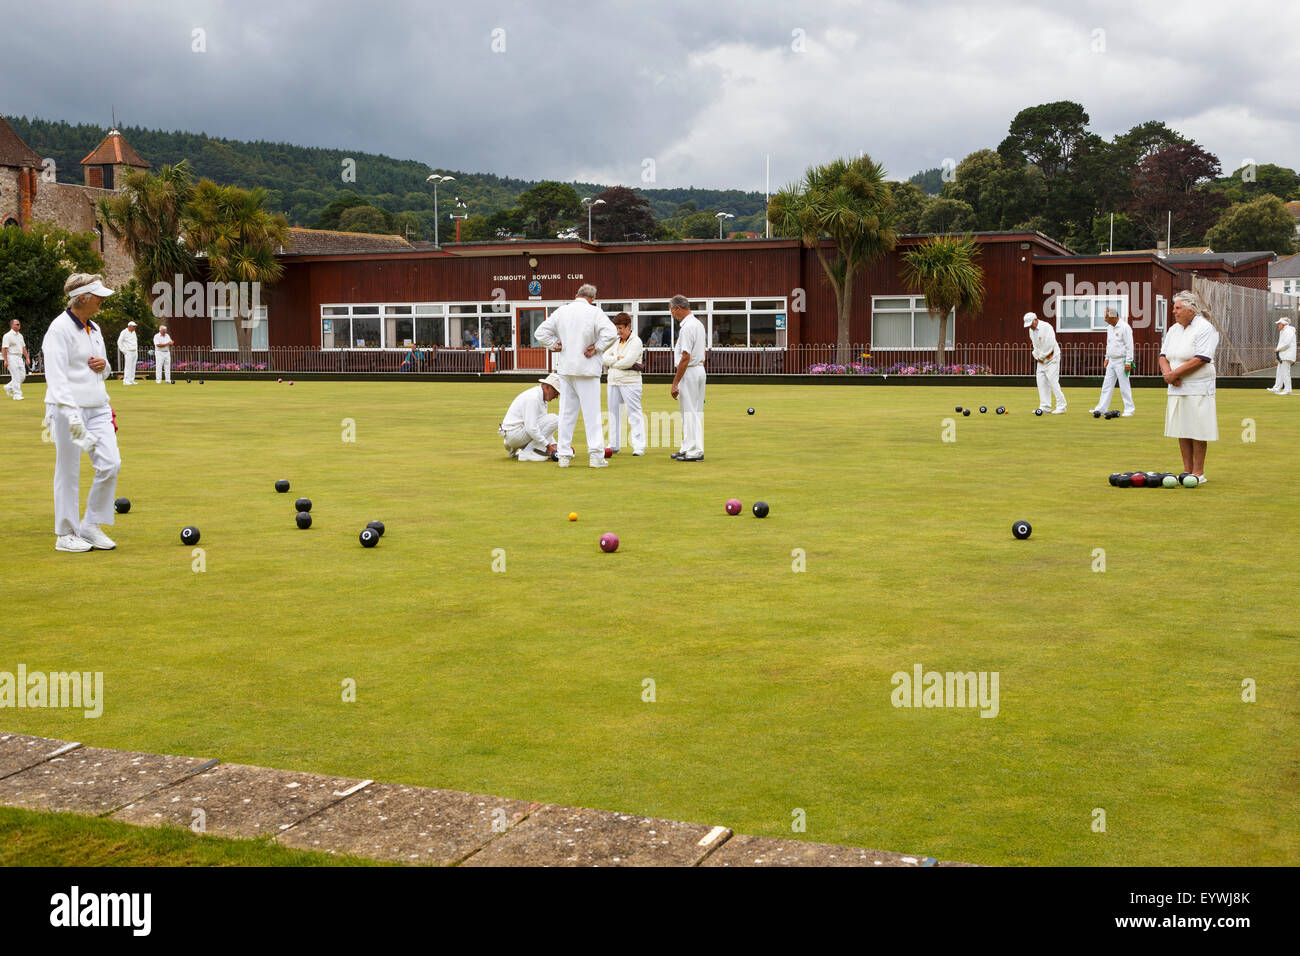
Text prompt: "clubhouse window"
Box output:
[[212, 305, 268, 350], [871, 296, 955, 349], [1056, 295, 1128, 332]]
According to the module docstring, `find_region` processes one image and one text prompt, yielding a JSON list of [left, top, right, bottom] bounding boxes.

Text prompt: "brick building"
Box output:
[[0, 116, 148, 286]]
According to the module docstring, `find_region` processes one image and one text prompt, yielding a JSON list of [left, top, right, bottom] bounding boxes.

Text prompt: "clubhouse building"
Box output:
[[172, 229, 1271, 374]]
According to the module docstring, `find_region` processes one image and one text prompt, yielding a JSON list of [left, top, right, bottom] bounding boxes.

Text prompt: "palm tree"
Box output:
[[96, 160, 197, 291], [182, 180, 288, 365], [900, 235, 985, 368], [768, 155, 897, 363]]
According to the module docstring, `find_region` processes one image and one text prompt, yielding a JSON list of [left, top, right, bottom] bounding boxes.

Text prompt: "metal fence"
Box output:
[[38, 339, 1284, 379], [1194, 278, 1299, 375]]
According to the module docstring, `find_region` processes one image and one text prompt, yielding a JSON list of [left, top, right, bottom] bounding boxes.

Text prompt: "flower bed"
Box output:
[[805, 361, 992, 375], [173, 361, 268, 371]]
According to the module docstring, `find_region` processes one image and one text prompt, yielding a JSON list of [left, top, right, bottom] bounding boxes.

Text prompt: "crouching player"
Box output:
[[500, 373, 561, 461]]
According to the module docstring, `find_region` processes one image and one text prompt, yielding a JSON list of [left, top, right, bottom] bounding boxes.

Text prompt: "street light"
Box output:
[[581, 198, 607, 242], [716, 211, 735, 239], [426, 173, 455, 247]]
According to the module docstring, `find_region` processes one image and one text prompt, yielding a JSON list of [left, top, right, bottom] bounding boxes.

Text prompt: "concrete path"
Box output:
[[0, 732, 967, 866]]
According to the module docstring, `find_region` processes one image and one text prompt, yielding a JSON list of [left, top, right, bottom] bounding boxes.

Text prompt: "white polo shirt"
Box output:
[[42, 310, 111, 408], [154, 332, 173, 352], [1028, 321, 1058, 362], [1104, 319, 1134, 361], [2, 329, 24, 358], [674, 313, 706, 368], [118, 328, 138, 352], [501, 385, 552, 445], [1160, 315, 1218, 396]]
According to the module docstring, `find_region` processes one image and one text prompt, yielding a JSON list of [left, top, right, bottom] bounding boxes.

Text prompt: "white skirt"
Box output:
[[1164, 393, 1218, 441]]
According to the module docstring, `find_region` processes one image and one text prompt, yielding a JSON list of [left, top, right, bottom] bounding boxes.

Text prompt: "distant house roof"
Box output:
[[0, 115, 41, 168], [1270, 253, 1300, 278], [78, 130, 150, 169], [279, 227, 414, 256], [1104, 246, 1214, 256], [1163, 251, 1276, 268], [1285, 201, 1300, 217]]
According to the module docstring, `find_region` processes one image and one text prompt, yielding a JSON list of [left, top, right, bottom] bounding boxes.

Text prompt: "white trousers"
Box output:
[[156, 351, 171, 383], [607, 382, 646, 453], [1036, 359, 1065, 410], [1096, 358, 1134, 412], [51, 404, 121, 536], [122, 351, 137, 385], [502, 413, 560, 461], [1274, 361, 1293, 394], [556, 375, 603, 460], [5, 355, 24, 396], [678, 365, 706, 456]]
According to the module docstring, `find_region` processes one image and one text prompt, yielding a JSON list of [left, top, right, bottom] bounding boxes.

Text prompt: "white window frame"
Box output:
[[1056, 294, 1129, 332], [212, 305, 268, 351], [1155, 295, 1167, 332], [870, 295, 956, 349]]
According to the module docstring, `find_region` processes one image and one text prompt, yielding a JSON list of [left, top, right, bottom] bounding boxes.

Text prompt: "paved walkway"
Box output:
[[0, 732, 972, 866]]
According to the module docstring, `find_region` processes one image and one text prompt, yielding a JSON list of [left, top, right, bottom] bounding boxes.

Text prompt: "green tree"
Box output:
[[0, 226, 69, 347], [313, 193, 373, 230], [889, 181, 932, 234], [392, 211, 422, 241], [96, 160, 197, 295], [919, 197, 978, 234], [182, 180, 289, 363], [94, 279, 157, 353], [1204, 195, 1296, 254], [338, 205, 393, 234], [1212, 163, 1300, 204], [1090, 213, 1140, 253], [518, 181, 582, 238], [900, 234, 985, 367], [30, 223, 105, 275], [909, 168, 944, 195], [768, 154, 897, 361]]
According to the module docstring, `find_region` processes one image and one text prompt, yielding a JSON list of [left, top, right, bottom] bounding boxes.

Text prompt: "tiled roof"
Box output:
[[1164, 251, 1275, 267], [279, 228, 414, 255], [1269, 253, 1300, 278], [78, 130, 150, 168], [0, 115, 41, 168]]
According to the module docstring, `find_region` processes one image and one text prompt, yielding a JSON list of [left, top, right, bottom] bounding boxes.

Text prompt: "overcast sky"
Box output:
[[5, 0, 1297, 192]]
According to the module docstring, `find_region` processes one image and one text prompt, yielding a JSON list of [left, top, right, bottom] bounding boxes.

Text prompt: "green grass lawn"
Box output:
[[0, 806, 385, 866], [1, 379, 1296, 866]]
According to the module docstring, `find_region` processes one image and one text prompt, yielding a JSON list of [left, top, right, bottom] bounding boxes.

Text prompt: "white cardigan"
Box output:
[[42, 310, 112, 409], [603, 334, 644, 386]]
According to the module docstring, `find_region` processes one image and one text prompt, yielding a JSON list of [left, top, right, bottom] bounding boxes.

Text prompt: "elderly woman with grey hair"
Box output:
[[41, 273, 122, 551], [1158, 290, 1219, 482]]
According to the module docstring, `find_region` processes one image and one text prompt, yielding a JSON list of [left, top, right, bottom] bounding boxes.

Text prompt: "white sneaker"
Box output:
[[12, 393, 23, 400], [1266, 386, 1279, 393], [589, 455, 609, 468], [557, 457, 571, 468], [55, 533, 93, 552], [1121, 410, 1134, 417], [79, 525, 116, 550], [1051, 407, 1067, 415]]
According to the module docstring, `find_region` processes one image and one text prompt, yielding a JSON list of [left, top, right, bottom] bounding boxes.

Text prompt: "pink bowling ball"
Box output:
[[725, 498, 742, 515], [599, 533, 619, 553]]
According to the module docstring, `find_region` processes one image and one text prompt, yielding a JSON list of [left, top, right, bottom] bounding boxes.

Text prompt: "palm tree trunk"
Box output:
[[236, 311, 253, 367], [837, 273, 854, 366], [936, 309, 948, 369]]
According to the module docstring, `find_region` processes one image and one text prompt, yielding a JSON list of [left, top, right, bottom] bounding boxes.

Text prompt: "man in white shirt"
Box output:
[[3, 318, 29, 400], [118, 321, 139, 385], [670, 294, 707, 460], [1268, 316, 1295, 395], [1025, 312, 1066, 414], [1090, 307, 1135, 416], [500, 373, 561, 461], [153, 325, 174, 383], [533, 284, 617, 469]]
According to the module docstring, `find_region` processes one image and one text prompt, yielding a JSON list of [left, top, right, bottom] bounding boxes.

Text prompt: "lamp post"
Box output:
[[581, 197, 607, 242], [426, 173, 455, 247], [715, 211, 735, 239]]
